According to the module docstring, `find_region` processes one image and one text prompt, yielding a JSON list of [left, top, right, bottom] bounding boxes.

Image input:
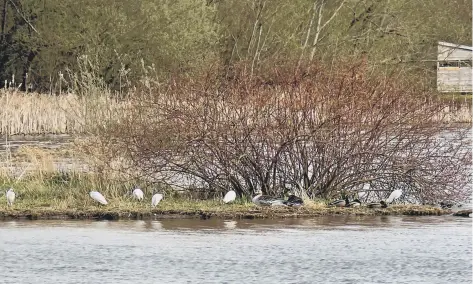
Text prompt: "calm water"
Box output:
[[0, 216, 471, 284]]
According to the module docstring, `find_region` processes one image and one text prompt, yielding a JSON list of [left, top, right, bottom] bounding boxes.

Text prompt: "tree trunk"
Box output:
[[1, 0, 7, 42]]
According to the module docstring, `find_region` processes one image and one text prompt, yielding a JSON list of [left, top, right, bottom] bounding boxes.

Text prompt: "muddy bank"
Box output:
[[0, 205, 457, 221]]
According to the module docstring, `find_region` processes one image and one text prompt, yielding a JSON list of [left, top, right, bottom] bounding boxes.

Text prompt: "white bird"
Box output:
[[6, 188, 15, 206], [223, 190, 237, 204], [151, 193, 163, 207], [132, 188, 144, 201], [89, 191, 108, 205], [386, 189, 403, 204]]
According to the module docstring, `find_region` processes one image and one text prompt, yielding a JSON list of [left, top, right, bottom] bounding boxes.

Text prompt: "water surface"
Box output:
[[0, 216, 471, 284]]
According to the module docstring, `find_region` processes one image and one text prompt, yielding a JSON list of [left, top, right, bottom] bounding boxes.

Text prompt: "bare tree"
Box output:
[[89, 61, 471, 203]]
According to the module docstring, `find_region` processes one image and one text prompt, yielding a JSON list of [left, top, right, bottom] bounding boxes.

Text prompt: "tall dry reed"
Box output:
[[0, 90, 130, 135], [0, 89, 470, 136]]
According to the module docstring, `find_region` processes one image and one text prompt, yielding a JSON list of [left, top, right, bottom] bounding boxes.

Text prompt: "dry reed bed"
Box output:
[[0, 91, 471, 135], [437, 104, 472, 123], [0, 91, 130, 135]]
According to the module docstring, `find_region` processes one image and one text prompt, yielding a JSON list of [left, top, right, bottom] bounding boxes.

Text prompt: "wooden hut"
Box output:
[[437, 41, 472, 93]]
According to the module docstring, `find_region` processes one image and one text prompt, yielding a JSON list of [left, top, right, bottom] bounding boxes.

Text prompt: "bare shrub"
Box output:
[[89, 61, 471, 203]]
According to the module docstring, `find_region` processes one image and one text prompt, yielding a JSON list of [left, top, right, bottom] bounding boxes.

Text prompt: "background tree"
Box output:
[[0, 0, 471, 91], [0, 0, 220, 91]]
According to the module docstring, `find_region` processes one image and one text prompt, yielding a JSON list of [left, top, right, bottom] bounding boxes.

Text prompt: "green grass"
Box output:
[[0, 173, 450, 220], [0, 172, 257, 213]]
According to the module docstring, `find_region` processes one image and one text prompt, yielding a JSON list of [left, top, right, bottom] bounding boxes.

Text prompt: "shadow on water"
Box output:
[[0, 215, 469, 232]]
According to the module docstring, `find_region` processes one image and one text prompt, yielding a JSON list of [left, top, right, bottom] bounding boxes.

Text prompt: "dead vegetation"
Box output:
[[0, 90, 129, 135], [86, 61, 471, 204], [0, 85, 470, 137], [0, 61, 470, 211]]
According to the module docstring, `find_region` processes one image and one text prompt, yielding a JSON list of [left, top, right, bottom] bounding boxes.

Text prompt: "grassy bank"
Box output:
[[0, 202, 451, 221], [0, 143, 464, 221], [0, 174, 451, 220]]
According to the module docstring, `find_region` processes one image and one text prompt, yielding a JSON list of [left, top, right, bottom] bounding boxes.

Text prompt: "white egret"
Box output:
[[223, 190, 237, 204], [89, 191, 108, 205], [6, 188, 15, 206], [151, 193, 163, 207], [132, 187, 144, 201], [386, 189, 403, 204], [252, 190, 285, 206]]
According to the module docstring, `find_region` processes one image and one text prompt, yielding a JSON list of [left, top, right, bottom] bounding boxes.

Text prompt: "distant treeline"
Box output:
[[0, 0, 471, 92]]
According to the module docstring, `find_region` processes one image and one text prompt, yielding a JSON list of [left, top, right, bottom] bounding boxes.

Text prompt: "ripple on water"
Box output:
[[0, 216, 471, 284]]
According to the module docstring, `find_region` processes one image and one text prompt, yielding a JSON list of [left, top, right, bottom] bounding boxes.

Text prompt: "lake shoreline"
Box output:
[[0, 205, 460, 221]]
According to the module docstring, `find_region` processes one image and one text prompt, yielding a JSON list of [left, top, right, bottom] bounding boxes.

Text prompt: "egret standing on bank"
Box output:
[[386, 189, 403, 204], [151, 192, 164, 207], [223, 190, 237, 204], [89, 191, 108, 205], [6, 188, 15, 206]]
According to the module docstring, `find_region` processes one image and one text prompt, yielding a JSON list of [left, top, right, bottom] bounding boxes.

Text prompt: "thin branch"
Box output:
[[8, 0, 39, 35]]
